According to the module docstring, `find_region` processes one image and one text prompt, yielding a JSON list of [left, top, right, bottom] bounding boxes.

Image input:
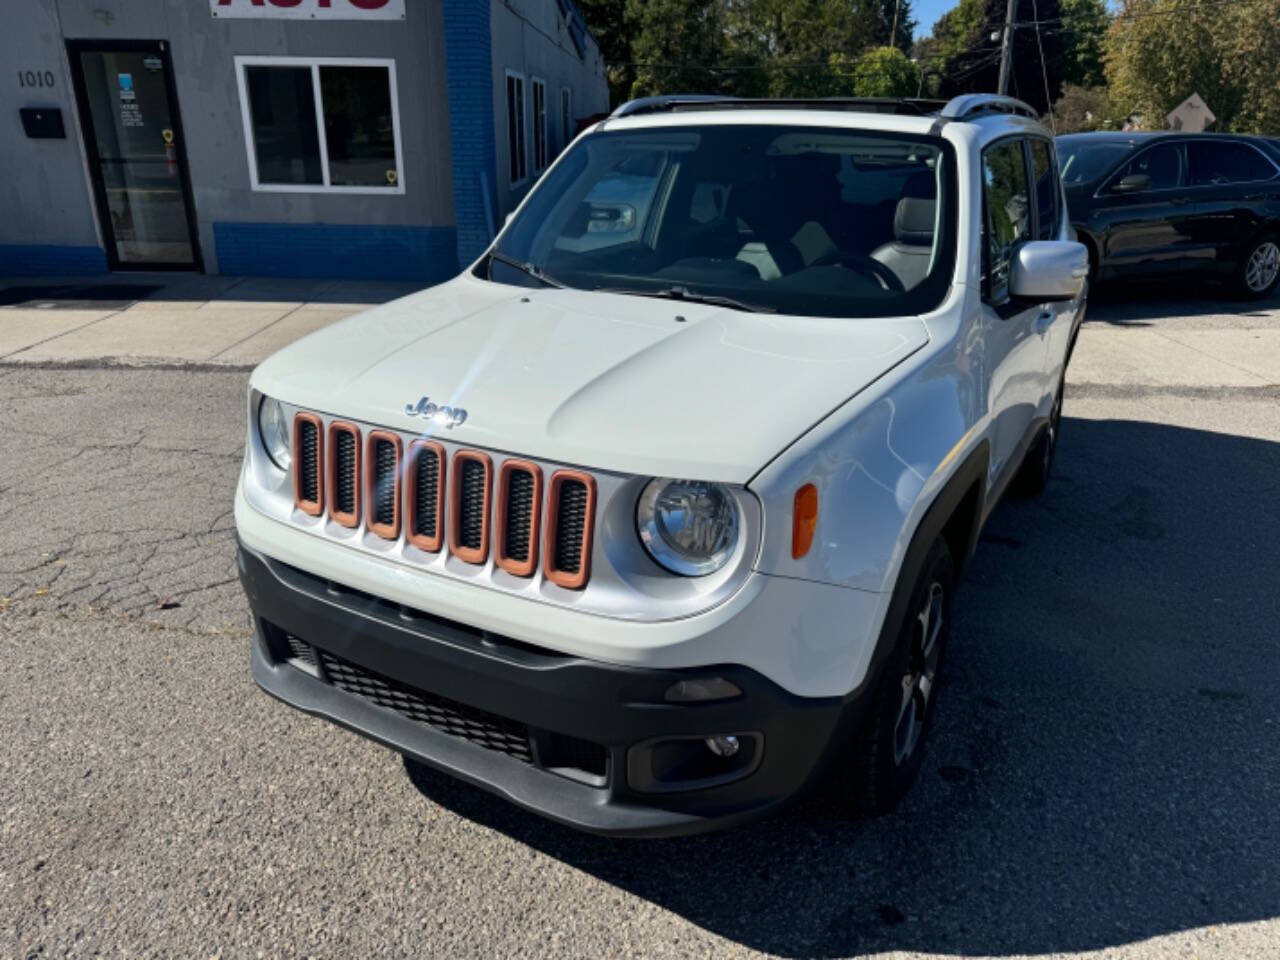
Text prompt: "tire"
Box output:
[[1015, 376, 1064, 498], [1236, 234, 1280, 300], [843, 535, 954, 817]]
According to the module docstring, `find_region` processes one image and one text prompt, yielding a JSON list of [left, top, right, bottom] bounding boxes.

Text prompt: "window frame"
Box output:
[[505, 69, 528, 186], [981, 134, 1035, 306], [1028, 136, 1061, 242], [531, 76, 548, 173], [561, 86, 573, 152], [1095, 140, 1187, 197], [1185, 138, 1280, 187], [234, 55, 405, 196]]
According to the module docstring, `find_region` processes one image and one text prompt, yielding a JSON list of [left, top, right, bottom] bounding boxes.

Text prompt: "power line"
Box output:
[[1032, 0, 1055, 131], [1014, 0, 1272, 27]]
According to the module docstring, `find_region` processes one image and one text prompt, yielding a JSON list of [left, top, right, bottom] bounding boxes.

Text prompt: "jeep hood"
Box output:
[[251, 278, 929, 483]]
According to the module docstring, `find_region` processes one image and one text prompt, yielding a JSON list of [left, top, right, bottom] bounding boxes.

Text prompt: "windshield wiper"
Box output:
[[487, 251, 565, 289], [594, 284, 776, 314]]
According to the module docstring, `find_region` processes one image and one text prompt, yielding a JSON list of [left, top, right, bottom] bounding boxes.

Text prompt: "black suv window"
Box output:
[[1109, 142, 1183, 191], [1030, 139, 1059, 240], [1187, 141, 1277, 185], [982, 139, 1031, 303]]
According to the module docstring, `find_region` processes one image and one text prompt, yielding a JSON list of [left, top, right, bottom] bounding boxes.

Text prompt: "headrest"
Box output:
[[894, 196, 936, 246]]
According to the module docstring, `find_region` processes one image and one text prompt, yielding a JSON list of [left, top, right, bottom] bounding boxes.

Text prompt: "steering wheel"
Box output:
[[812, 251, 906, 293]]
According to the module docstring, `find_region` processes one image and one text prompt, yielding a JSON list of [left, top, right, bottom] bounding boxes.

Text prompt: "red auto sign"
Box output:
[[211, 0, 406, 19]]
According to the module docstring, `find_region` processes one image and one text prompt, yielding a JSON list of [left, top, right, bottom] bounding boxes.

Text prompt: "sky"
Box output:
[[912, 0, 955, 39], [913, 0, 1121, 40]]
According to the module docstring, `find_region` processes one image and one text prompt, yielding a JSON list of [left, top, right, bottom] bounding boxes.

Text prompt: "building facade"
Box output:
[[1, 0, 607, 282]]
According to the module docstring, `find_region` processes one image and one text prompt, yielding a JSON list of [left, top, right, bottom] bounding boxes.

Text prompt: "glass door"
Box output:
[[67, 40, 201, 270]]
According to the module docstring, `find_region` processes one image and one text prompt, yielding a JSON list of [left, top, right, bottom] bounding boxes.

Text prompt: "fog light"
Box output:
[[664, 678, 742, 703], [705, 735, 740, 757]]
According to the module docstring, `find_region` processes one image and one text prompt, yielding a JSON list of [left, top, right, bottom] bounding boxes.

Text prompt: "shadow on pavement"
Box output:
[[1084, 277, 1278, 325], [405, 415, 1280, 957]]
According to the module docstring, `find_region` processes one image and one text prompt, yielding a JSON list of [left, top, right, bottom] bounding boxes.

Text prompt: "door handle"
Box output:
[[1034, 309, 1053, 334], [1171, 196, 1190, 205]]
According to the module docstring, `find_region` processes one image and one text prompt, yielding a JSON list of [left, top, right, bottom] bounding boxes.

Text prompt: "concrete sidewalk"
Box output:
[[2, 273, 1278, 388], [0, 273, 421, 366]]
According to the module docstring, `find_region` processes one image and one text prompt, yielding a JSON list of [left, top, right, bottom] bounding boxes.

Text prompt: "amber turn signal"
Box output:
[[792, 484, 819, 558]]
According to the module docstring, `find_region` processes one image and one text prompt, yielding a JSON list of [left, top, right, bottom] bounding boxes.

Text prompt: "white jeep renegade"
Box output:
[[235, 94, 1089, 836]]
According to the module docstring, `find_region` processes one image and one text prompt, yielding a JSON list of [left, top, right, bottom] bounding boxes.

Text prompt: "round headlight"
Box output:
[[258, 396, 292, 471], [637, 478, 741, 576]]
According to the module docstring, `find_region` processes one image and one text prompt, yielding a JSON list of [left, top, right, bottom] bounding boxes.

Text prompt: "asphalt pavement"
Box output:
[[1, 286, 1278, 958]]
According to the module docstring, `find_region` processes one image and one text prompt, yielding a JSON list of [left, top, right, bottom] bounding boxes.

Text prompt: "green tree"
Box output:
[[1106, 0, 1280, 133], [840, 45, 920, 96], [1047, 83, 1119, 131], [1059, 0, 1109, 87], [577, 0, 634, 106], [625, 0, 730, 97]]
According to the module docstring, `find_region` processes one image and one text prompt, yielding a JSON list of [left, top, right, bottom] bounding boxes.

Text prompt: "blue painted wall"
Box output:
[[213, 223, 458, 282], [0, 245, 108, 276], [443, 0, 499, 268]]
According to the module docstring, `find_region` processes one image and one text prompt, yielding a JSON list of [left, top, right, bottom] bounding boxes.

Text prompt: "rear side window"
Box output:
[[982, 139, 1032, 303], [1030, 139, 1060, 240], [1187, 141, 1277, 185]]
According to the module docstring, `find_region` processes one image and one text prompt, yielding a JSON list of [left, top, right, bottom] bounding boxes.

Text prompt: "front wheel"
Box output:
[[842, 536, 954, 816], [1237, 235, 1280, 300]]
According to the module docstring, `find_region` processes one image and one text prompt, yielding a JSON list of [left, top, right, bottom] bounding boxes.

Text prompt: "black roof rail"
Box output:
[[606, 93, 1044, 125], [609, 96, 949, 119], [938, 94, 1039, 122]]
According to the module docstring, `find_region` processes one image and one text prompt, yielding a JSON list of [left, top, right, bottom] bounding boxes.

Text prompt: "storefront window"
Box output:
[[236, 57, 403, 193], [245, 66, 323, 186]]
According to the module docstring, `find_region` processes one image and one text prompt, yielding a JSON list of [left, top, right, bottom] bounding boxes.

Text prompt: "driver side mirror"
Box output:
[[1010, 241, 1089, 301], [1111, 173, 1151, 194]]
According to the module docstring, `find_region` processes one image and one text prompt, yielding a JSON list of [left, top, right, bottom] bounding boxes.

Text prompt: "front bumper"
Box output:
[[238, 542, 871, 836]]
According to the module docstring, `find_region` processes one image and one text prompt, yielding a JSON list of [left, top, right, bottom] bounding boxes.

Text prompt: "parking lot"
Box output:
[[2, 285, 1278, 958]]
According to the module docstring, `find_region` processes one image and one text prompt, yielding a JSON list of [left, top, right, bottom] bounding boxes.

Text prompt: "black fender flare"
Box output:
[[847, 439, 989, 707]]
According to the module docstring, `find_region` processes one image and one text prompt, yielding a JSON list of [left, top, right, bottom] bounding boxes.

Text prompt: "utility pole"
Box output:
[[890, 0, 902, 49], [997, 0, 1017, 95]]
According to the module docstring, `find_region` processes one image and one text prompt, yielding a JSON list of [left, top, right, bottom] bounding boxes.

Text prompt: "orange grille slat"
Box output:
[[448, 450, 492, 565], [544, 470, 596, 590], [494, 460, 543, 578], [405, 440, 447, 553], [292, 412, 324, 517], [289, 411, 596, 588], [365, 430, 403, 540], [326, 421, 362, 529]]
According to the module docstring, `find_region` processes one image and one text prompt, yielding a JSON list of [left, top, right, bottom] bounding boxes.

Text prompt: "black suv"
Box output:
[[1057, 132, 1280, 298]]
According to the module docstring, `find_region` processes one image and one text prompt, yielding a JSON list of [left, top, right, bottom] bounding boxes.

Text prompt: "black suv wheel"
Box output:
[[843, 535, 954, 816], [1237, 235, 1280, 299]]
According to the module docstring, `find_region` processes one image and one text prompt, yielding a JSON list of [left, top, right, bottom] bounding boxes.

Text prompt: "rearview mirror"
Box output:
[[1112, 173, 1151, 193], [1010, 241, 1089, 301]]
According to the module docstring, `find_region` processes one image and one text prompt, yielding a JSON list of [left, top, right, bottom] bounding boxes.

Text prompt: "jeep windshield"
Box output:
[[483, 125, 957, 318]]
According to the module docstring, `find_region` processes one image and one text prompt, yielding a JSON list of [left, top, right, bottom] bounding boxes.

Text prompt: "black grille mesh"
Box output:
[[372, 439, 397, 527], [554, 479, 589, 574], [317, 651, 533, 764], [297, 420, 319, 504], [413, 449, 440, 540], [503, 469, 536, 564], [334, 429, 357, 516], [284, 632, 318, 669], [458, 459, 487, 551]]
